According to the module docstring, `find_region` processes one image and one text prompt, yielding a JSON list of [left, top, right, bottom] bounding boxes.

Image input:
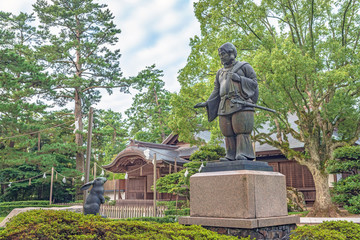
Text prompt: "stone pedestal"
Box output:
[[179, 170, 299, 239], [190, 170, 288, 218]]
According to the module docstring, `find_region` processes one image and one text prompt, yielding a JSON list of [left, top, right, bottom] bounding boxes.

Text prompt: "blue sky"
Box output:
[[1, 0, 201, 113]]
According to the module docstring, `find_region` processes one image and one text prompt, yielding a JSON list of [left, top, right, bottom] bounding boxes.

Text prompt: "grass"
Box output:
[[0, 217, 5, 222]]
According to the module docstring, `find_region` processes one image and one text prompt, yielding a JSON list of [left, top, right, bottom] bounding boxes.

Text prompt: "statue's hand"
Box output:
[[194, 102, 207, 108], [231, 72, 241, 82]]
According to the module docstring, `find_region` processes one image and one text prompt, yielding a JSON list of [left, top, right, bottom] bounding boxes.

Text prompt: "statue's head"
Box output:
[[218, 42, 237, 66]]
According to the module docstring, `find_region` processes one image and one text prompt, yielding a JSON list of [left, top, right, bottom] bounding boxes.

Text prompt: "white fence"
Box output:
[[100, 205, 167, 219]]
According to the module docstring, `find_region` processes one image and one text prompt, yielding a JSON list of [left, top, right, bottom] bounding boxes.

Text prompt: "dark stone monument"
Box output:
[[194, 42, 275, 172], [81, 177, 107, 216], [180, 43, 298, 239]]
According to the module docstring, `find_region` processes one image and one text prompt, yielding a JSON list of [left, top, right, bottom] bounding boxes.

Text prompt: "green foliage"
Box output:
[[189, 145, 225, 161], [328, 146, 360, 174], [156, 144, 224, 200], [291, 220, 360, 240], [164, 208, 190, 216], [126, 216, 178, 224], [91, 109, 128, 166], [0, 200, 49, 206], [0, 210, 240, 239], [33, 0, 129, 171], [331, 175, 360, 214], [125, 65, 172, 143], [333, 146, 360, 161], [327, 146, 360, 214], [157, 200, 188, 209]]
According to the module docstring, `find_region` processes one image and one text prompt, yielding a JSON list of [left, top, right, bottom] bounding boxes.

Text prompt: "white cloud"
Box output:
[[0, 1, 34, 14]]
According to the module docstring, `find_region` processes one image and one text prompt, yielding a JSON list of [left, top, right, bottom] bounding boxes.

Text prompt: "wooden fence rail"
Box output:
[[99, 205, 167, 219]]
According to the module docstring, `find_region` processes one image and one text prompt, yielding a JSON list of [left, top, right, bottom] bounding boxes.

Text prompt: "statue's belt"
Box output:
[[220, 94, 247, 110]]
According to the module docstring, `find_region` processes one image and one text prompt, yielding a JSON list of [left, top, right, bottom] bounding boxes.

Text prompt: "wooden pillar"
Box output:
[[113, 175, 116, 201], [125, 171, 128, 200], [49, 167, 54, 205], [153, 153, 157, 216]]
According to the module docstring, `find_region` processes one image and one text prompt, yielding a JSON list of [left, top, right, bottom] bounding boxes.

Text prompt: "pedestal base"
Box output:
[[202, 160, 273, 173], [179, 215, 299, 229]]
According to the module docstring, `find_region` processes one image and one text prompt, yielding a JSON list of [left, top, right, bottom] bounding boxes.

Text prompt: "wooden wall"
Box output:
[[260, 157, 316, 205]]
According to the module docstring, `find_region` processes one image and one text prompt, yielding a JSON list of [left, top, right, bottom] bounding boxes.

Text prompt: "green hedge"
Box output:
[[0, 204, 65, 217], [126, 215, 178, 223], [164, 208, 190, 216], [0, 210, 245, 240], [291, 220, 360, 240], [157, 200, 188, 209], [0, 201, 50, 206]]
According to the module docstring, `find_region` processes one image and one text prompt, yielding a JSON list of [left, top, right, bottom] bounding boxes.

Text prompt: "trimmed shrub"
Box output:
[[327, 146, 360, 214], [0, 210, 242, 239], [164, 208, 190, 216], [291, 220, 360, 240], [0, 201, 50, 206], [157, 200, 188, 209], [126, 215, 178, 223]]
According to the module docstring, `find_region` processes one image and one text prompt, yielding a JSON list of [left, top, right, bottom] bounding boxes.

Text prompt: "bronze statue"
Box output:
[[81, 177, 107, 216], [195, 42, 259, 161]]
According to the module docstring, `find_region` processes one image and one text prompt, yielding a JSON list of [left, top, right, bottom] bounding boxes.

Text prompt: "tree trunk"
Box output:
[[306, 164, 340, 217], [74, 88, 84, 173]]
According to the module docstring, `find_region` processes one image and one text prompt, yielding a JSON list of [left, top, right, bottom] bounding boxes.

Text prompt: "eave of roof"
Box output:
[[130, 139, 179, 150]]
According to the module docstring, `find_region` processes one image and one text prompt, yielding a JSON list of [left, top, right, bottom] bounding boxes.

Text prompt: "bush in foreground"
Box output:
[[291, 220, 360, 240], [0, 210, 245, 240]]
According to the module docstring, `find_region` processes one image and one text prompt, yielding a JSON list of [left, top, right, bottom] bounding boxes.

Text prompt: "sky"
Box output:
[[0, 0, 201, 114]]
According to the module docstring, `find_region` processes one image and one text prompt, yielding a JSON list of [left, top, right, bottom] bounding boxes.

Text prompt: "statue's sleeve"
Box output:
[[239, 64, 259, 103], [206, 71, 221, 122]]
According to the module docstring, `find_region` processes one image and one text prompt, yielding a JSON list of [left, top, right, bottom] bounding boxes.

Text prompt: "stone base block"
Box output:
[[190, 170, 287, 219], [179, 215, 299, 229]]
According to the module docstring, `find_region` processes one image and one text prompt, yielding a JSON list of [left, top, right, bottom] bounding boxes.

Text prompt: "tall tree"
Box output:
[[125, 65, 172, 143], [0, 11, 52, 164], [33, 0, 129, 172], [173, 0, 360, 216]]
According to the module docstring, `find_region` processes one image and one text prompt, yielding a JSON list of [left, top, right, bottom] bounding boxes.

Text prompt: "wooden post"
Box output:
[[83, 107, 93, 206], [153, 153, 157, 217], [125, 174, 128, 200], [93, 162, 97, 180], [49, 167, 54, 205], [113, 175, 116, 201], [174, 157, 177, 172]]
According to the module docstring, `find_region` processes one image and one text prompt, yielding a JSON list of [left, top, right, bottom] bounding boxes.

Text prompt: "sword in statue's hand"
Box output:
[[230, 99, 276, 113]]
